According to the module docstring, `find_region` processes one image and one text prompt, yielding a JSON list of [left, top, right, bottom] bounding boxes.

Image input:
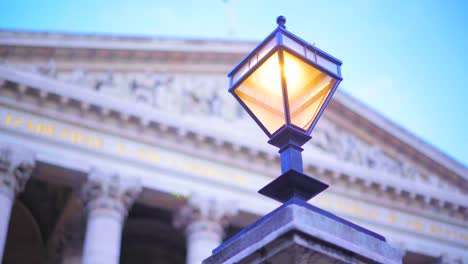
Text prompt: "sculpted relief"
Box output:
[[310, 120, 451, 190], [54, 69, 246, 121], [0, 62, 453, 192]]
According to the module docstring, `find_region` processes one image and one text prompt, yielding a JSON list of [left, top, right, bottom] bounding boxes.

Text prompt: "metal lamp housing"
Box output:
[[228, 23, 343, 139]]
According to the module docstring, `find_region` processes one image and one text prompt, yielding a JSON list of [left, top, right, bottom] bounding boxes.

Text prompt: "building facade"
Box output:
[[0, 30, 466, 264]]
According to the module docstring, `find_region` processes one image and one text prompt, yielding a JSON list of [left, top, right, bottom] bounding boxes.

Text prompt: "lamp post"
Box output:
[[228, 16, 342, 203], [203, 16, 401, 264]]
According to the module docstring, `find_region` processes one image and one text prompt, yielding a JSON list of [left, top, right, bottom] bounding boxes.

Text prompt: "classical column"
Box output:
[[81, 170, 141, 264], [0, 144, 35, 262], [174, 194, 237, 264]]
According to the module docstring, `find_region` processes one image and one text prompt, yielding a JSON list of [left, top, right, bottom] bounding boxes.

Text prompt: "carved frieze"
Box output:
[[53, 69, 246, 121], [0, 63, 458, 193], [309, 119, 453, 192]]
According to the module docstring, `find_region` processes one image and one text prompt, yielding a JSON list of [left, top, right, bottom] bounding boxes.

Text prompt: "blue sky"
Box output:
[[2, 0, 467, 166]]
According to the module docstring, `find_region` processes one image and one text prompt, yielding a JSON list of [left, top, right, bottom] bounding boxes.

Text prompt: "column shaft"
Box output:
[[0, 192, 13, 261], [186, 221, 223, 264], [82, 208, 123, 264]]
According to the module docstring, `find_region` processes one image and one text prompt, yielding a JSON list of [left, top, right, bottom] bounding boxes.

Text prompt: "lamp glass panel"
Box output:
[[257, 37, 277, 62], [305, 48, 317, 63], [283, 51, 337, 131], [232, 62, 249, 84], [282, 35, 305, 56], [234, 51, 285, 134], [316, 54, 339, 75]]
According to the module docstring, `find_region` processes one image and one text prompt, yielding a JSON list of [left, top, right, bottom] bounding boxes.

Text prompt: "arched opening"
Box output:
[[3, 201, 46, 264]]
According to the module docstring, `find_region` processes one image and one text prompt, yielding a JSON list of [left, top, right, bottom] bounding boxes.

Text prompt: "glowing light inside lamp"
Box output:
[[234, 50, 337, 135], [283, 51, 336, 130], [235, 52, 284, 134]]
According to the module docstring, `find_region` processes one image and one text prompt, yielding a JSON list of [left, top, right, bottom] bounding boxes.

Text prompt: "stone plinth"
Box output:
[[203, 198, 401, 264]]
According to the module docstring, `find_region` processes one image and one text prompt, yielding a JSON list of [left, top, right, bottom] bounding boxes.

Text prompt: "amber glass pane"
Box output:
[[235, 52, 285, 134], [283, 51, 337, 130]]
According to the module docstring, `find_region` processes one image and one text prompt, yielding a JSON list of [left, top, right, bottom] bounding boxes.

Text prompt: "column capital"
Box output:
[[174, 194, 238, 264], [0, 143, 35, 198], [81, 168, 142, 220], [174, 193, 238, 235], [437, 254, 465, 264]]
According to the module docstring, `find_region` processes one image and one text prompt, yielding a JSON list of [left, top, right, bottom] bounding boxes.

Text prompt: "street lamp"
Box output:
[[205, 16, 400, 264], [228, 16, 343, 203]]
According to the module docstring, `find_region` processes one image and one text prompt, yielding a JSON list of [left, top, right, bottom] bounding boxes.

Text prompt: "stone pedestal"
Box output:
[[81, 170, 141, 264], [0, 144, 35, 262], [204, 198, 401, 264]]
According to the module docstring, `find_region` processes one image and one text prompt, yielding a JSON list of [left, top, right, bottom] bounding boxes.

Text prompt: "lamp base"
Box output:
[[258, 169, 328, 203], [204, 198, 400, 264]]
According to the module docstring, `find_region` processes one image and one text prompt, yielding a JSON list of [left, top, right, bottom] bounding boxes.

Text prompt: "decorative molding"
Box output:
[[0, 142, 35, 198]]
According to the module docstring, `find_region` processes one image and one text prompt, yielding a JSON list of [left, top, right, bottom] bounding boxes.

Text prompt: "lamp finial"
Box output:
[[276, 16, 286, 28]]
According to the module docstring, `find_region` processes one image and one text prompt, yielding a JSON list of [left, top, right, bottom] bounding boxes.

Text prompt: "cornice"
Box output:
[[0, 66, 467, 223], [0, 30, 256, 62]]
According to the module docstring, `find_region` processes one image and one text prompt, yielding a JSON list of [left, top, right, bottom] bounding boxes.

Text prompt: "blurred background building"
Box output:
[[0, 30, 466, 264]]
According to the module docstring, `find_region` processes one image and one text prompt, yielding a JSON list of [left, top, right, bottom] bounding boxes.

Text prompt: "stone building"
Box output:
[[0, 30, 466, 264]]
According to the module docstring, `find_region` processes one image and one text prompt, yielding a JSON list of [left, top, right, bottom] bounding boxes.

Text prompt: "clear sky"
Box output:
[[1, 0, 467, 167]]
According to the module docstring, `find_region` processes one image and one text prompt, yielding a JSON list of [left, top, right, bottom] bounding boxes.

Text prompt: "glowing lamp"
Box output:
[[228, 16, 343, 203], [229, 16, 342, 138]]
